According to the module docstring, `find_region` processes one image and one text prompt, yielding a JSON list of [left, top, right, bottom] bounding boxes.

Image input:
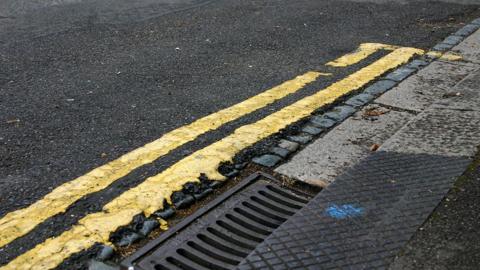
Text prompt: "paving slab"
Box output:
[[375, 60, 479, 112], [433, 67, 480, 111], [380, 107, 480, 157], [276, 105, 414, 185], [452, 29, 480, 64]]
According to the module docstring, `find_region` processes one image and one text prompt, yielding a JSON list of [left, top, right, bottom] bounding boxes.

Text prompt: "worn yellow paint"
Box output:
[[326, 43, 398, 67], [426, 51, 463, 61], [0, 46, 423, 270], [159, 219, 169, 231], [0, 72, 324, 249]]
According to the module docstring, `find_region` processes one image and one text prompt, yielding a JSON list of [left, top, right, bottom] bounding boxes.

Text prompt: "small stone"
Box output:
[[472, 18, 480, 26], [183, 182, 199, 194], [432, 43, 453, 52], [309, 116, 336, 129], [301, 125, 324, 136], [287, 134, 313, 144], [384, 67, 416, 82], [173, 195, 195, 209], [225, 169, 239, 178], [234, 162, 247, 170], [138, 220, 159, 236], [443, 35, 463, 46], [278, 139, 299, 152], [193, 188, 213, 200], [271, 147, 290, 158], [88, 260, 119, 270], [252, 154, 282, 167], [171, 191, 186, 204], [406, 59, 429, 70], [345, 93, 374, 107], [117, 232, 143, 247], [454, 24, 479, 37], [131, 215, 146, 231], [96, 245, 114, 261], [323, 105, 356, 121], [152, 205, 175, 219], [363, 80, 397, 96], [209, 181, 225, 189]]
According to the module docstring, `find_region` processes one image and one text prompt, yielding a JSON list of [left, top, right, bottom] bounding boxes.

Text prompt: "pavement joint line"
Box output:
[[0, 46, 423, 270], [372, 102, 420, 115], [0, 71, 326, 249]]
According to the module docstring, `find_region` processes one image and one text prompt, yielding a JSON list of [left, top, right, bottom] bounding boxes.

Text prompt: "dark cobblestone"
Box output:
[[384, 67, 417, 81], [96, 245, 114, 261], [443, 35, 463, 45], [171, 191, 195, 209], [301, 125, 324, 135], [252, 154, 282, 167], [323, 105, 356, 121], [270, 147, 290, 158], [117, 232, 143, 247], [138, 220, 159, 236], [309, 116, 336, 129], [277, 139, 299, 152], [234, 162, 248, 170], [88, 260, 119, 270], [193, 188, 213, 200], [152, 204, 175, 219], [345, 93, 374, 107], [183, 182, 199, 195], [433, 43, 453, 52], [454, 24, 480, 37], [210, 180, 226, 189], [225, 169, 240, 178], [364, 80, 397, 96], [407, 59, 429, 70], [287, 134, 313, 144]]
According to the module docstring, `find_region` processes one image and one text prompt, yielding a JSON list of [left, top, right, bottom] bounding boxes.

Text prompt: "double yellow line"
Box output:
[[0, 72, 323, 248], [0, 44, 423, 270]]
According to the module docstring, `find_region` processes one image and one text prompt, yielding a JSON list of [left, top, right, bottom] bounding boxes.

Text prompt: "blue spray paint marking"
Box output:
[[325, 204, 364, 219]]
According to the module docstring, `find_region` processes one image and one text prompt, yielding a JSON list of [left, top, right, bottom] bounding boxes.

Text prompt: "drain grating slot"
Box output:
[[122, 173, 313, 270]]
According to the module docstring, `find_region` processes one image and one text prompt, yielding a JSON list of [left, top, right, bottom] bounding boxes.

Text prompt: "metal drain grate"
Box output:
[[122, 173, 312, 270]]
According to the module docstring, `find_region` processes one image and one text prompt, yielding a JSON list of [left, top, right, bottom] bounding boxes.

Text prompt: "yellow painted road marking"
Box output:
[[326, 43, 398, 67], [426, 51, 463, 61], [0, 72, 325, 249], [0, 46, 423, 270]]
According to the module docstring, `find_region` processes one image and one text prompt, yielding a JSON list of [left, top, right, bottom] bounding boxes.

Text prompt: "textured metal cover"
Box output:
[[122, 173, 312, 270], [236, 151, 470, 269]]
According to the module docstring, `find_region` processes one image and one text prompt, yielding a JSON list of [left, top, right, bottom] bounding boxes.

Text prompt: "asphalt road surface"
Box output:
[[1, 0, 480, 269]]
